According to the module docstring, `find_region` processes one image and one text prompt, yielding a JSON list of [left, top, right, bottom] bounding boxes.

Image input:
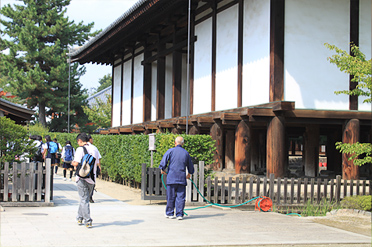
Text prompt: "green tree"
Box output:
[[95, 74, 112, 93], [83, 94, 112, 131], [325, 43, 372, 166], [0, 117, 35, 164], [0, 0, 99, 129]]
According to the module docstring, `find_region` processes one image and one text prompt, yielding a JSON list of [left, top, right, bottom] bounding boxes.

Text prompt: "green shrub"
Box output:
[[0, 117, 35, 163], [341, 195, 372, 212], [28, 131, 216, 183]]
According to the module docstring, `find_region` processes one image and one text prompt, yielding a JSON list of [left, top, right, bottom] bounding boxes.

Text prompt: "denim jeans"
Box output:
[[77, 179, 95, 223]]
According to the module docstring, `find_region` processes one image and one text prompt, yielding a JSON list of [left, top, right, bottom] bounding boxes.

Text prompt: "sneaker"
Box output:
[[85, 221, 93, 228], [77, 219, 83, 225], [63, 178, 67, 181], [165, 214, 175, 219], [69, 178, 72, 181], [177, 216, 183, 220], [89, 198, 94, 203]]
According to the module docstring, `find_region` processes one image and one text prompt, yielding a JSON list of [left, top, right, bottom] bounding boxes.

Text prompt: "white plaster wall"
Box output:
[[122, 60, 132, 125], [151, 61, 157, 121], [112, 65, 122, 127], [242, 0, 270, 106], [215, 5, 238, 111], [181, 54, 188, 117], [132, 54, 144, 124], [358, 0, 372, 111], [194, 18, 212, 114], [284, 0, 350, 110], [165, 54, 173, 119]]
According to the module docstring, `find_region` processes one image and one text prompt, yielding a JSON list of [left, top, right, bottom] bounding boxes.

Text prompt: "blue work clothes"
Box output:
[[159, 145, 194, 185], [166, 184, 185, 217]]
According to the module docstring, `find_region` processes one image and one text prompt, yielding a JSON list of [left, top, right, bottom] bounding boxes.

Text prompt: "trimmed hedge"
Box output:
[[341, 195, 372, 212], [27, 130, 216, 183]]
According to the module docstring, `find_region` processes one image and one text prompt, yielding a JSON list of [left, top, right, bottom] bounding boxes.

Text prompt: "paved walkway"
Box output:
[[1, 175, 371, 247]]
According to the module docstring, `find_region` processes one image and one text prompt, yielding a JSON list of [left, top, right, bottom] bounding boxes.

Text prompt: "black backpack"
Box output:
[[34, 142, 43, 161]]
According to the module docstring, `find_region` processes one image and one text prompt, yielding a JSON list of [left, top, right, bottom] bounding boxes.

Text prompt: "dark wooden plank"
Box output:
[[356, 180, 360, 196], [342, 119, 360, 179], [155, 168, 161, 195], [12, 163, 17, 202], [297, 178, 302, 204], [235, 177, 240, 204], [362, 180, 366, 195], [3, 162, 9, 202], [141, 164, 147, 200], [143, 48, 152, 122], [256, 177, 260, 198], [349, 0, 359, 110], [290, 178, 294, 205], [330, 179, 334, 202], [211, 1, 217, 111], [221, 177, 225, 204], [249, 177, 254, 200], [269, 0, 285, 102], [303, 178, 308, 204], [323, 179, 328, 202], [156, 43, 166, 120], [235, 120, 250, 174], [120, 61, 124, 126], [189, 9, 195, 115], [237, 0, 243, 107], [172, 29, 182, 118], [149, 168, 154, 196], [207, 176, 211, 202], [228, 177, 233, 204], [304, 125, 319, 177], [130, 49, 135, 124], [20, 163, 26, 201], [263, 177, 268, 197], [269, 174, 275, 200], [214, 177, 218, 203], [277, 177, 281, 204], [335, 175, 341, 203], [241, 176, 247, 203], [283, 178, 287, 205], [317, 178, 321, 204], [350, 179, 354, 196], [344, 178, 348, 198], [310, 178, 315, 203]]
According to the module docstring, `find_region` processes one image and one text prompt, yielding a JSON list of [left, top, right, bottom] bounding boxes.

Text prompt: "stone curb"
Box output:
[[327, 208, 372, 217]]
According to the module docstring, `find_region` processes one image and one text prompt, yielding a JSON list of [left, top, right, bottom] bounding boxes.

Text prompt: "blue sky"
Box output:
[[1, 0, 138, 91]]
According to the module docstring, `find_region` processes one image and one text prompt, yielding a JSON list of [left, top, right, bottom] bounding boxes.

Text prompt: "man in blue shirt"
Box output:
[[159, 136, 194, 220]]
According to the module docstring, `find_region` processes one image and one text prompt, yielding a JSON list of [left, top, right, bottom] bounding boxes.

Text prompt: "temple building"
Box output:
[[71, 0, 372, 179]]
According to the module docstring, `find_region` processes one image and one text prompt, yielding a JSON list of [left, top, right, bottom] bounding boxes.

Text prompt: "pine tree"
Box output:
[[0, 0, 99, 129], [95, 74, 112, 93]]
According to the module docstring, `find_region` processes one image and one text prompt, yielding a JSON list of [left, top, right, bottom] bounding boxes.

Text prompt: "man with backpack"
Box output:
[[42, 135, 58, 166], [71, 133, 100, 228], [61, 140, 75, 181]]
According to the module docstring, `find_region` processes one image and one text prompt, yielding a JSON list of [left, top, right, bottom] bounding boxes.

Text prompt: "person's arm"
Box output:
[[159, 150, 170, 174], [42, 143, 47, 159], [186, 155, 194, 179], [71, 147, 81, 168]]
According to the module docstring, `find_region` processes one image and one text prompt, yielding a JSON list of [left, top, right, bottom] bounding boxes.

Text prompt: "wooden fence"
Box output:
[[141, 161, 205, 203], [0, 158, 53, 206], [205, 174, 372, 206], [141, 162, 371, 206]]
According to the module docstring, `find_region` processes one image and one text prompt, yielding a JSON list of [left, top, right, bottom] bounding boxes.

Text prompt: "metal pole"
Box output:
[[185, 0, 191, 134], [68, 48, 71, 133]]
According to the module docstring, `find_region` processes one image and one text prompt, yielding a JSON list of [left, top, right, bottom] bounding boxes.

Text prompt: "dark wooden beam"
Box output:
[[143, 48, 152, 122], [172, 27, 182, 118], [349, 0, 359, 110], [156, 42, 166, 120], [237, 0, 243, 107], [130, 48, 135, 124], [120, 59, 124, 126], [304, 125, 320, 177], [266, 115, 286, 178], [211, 2, 217, 111], [269, 0, 285, 102], [235, 119, 251, 173], [342, 119, 360, 179]]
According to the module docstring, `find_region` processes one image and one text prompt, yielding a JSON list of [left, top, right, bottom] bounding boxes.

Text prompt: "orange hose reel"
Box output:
[[255, 196, 273, 212]]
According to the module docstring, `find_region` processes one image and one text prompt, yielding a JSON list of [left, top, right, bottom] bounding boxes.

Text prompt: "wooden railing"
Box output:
[[141, 162, 371, 206], [205, 174, 372, 205], [0, 159, 53, 206]]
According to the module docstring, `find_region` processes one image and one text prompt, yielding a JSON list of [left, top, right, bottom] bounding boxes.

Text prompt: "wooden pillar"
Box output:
[[156, 43, 165, 120], [189, 125, 199, 135], [172, 28, 182, 118], [143, 49, 152, 122], [189, 7, 195, 115], [304, 125, 320, 177], [211, 2, 217, 111], [269, 0, 285, 102], [235, 120, 250, 174], [237, 0, 243, 107], [267, 116, 285, 178], [342, 119, 360, 180], [210, 122, 223, 171], [225, 130, 235, 171], [130, 49, 135, 124]]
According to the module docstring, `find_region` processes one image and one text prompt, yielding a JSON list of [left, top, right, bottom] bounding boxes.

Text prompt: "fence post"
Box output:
[[3, 162, 9, 202], [269, 174, 275, 200], [45, 158, 51, 203], [12, 162, 17, 202], [335, 175, 341, 203], [141, 163, 147, 200], [198, 161, 204, 203]]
